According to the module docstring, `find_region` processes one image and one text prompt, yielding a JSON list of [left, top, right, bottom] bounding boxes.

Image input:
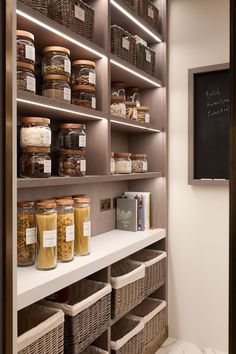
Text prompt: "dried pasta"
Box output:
[[57, 212, 74, 262], [74, 205, 90, 255]]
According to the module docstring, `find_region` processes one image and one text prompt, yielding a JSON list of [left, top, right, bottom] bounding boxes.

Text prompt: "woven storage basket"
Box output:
[[17, 304, 64, 354], [47, 0, 94, 41], [111, 259, 145, 319], [122, 0, 142, 16], [141, 0, 159, 31], [136, 43, 155, 75], [111, 316, 144, 354], [130, 249, 167, 297], [43, 279, 111, 353], [18, 0, 47, 16], [111, 25, 136, 66], [81, 345, 109, 354], [129, 298, 167, 351]]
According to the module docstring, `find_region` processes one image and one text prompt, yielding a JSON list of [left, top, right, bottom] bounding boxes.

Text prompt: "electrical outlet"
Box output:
[[100, 198, 112, 211]]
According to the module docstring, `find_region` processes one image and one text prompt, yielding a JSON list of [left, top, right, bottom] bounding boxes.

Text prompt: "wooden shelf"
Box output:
[[110, 116, 161, 133]]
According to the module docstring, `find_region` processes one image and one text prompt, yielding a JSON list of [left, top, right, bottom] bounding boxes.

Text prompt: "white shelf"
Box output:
[[17, 228, 166, 310]]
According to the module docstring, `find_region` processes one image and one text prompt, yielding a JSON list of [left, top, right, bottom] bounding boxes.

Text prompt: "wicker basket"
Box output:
[[17, 304, 64, 354], [47, 0, 94, 41], [122, 0, 142, 16], [111, 25, 136, 66], [136, 43, 155, 75], [129, 298, 167, 351], [111, 316, 144, 354], [111, 259, 145, 319], [130, 249, 167, 297], [141, 0, 159, 30], [81, 345, 109, 354], [43, 279, 111, 353], [18, 0, 48, 16]]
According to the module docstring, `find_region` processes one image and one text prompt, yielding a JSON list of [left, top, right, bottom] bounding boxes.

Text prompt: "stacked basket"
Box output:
[[122, 0, 159, 31]]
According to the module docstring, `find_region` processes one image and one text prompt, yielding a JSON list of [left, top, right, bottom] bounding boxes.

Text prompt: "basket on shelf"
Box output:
[[141, 0, 159, 31], [111, 25, 136, 66], [81, 345, 109, 354], [121, 0, 142, 16], [111, 316, 144, 354], [47, 0, 94, 41], [136, 43, 155, 75], [18, 0, 48, 17], [130, 249, 167, 297], [111, 259, 145, 319], [17, 304, 64, 354]]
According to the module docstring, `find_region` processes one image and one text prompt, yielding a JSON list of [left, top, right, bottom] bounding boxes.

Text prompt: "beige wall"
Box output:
[[168, 0, 229, 351]]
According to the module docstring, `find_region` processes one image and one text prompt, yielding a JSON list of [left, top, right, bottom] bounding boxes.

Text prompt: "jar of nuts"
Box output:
[[71, 60, 96, 87], [59, 150, 86, 177], [131, 154, 148, 173], [17, 30, 35, 65], [42, 46, 71, 76], [125, 101, 138, 120]]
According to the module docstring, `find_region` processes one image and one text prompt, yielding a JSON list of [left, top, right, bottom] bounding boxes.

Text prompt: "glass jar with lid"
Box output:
[[74, 197, 91, 256], [17, 62, 36, 94], [125, 101, 138, 120], [111, 96, 126, 118], [137, 106, 150, 123], [42, 74, 71, 103], [20, 117, 51, 148], [56, 199, 74, 262], [110, 152, 115, 175], [111, 82, 126, 100], [59, 123, 86, 150], [72, 84, 96, 109], [59, 149, 86, 177], [114, 152, 132, 174], [36, 201, 57, 270], [72, 60, 96, 87], [17, 201, 36, 267], [42, 46, 71, 76], [20, 147, 51, 178], [131, 154, 148, 173], [126, 87, 141, 107], [17, 30, 35, 65]]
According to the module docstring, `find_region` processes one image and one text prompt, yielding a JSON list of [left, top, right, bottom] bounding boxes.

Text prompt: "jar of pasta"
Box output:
[[17, 201, 36, 267], [59, 123, 86, 150], [42, 46, 71, 76], [125, 102, 138, 120], [72, 60, 96, 87], [72, 84, 96, 109], [42, 74, 71, 103], [126, 87, 141, 107], [114, 153, 132, 174], [111, 82, 126, 100], [59, 150, 86, 177], [137, 106, 150, 123], [74, 197, 91, 256], [17, 62, 36, 94], [110, 152, 115, 175], [111, 96, 126, 118], [36, 201, 57, 270], [20, 147, 51, 178], [17, 30, 35, 65], [131, 154, 148, 173], [20, 117, 51, 148], [56, 199, 74, 262]]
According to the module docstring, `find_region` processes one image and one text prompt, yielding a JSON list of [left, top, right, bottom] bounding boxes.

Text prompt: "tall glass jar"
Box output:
[[42, 74, 71, 103], [125, 102, 138, 120], [17, 62, 36, 94], [59, 123, 86, 150], [17, 30, 35, 65], [111, 96, 126, 118], [74, 197, 91, 256], [110, 152, 115, 175], [111, 82, 126, 100], [114, 153, 132, 174], [20, 117, 51, 148], [20, 147, 51, 178], [72, 60, 96, 87], [56, 199, 74, 262], [72, 84, 96, 109], [36, 202, 57, 270], [126, 87, 141, 107], [59, 150, 86, 177], [42, 46, 71, 76], [17, 201, 36, 267]]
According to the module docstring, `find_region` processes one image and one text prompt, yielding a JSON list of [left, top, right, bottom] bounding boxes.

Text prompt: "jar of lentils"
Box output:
[[72, 84, 96, 109], [20, 117, 51, 148], [72, 60, 96, 87], [42, 74, 71, 103], [114, 153, 132, 174], [20, 147, 51, 178], [17, 30, 35, 65], [59, 150, 86, 177], [59, 123, 86, 150], [17, 62, 36, 94], [42, 46, 71, 76], [131, 154, 148, 173]]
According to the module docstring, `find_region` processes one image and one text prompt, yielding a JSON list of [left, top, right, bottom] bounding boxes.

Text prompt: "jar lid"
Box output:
[[56, 196, 73, 200], [17, 201, 34, 207], [114, 152, 131, 157], [17, 30, 34, 41], [42, 46, 70, 55], [36, 201, 56, 208], [131, 153, 147, 158], [74, 197, 90, 203], [36, 198, 56, 203], [72, 194, 87, 199], [137, 106, 149, 111], [72, 60, 95, 68], [21, 147, 50, 153], [17, 61, 34, 71], [56, 198, 74, 206], [111, 96, 125, 103], [127, 87, 140, 94], [43, 74, 70, 82], [112, 82, 126, 89], [21, 117, 51, 125], [59, 149, 85, 156], [59, 123, 85, 129], [72, 84, 95, 92], [125, 101, 136, 106]]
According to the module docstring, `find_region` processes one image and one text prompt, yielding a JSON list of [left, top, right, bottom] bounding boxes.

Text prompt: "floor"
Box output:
[[156, 338, 227, 354]]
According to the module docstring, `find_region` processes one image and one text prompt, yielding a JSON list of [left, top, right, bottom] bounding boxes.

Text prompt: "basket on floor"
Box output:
[[136, 43, 155, 75], [129, 298, 167, 350], [111, 316, 144, 354], [47, 0, 94, 41], [18, 0, 48, 17], [81, 345, 109, 354], [43, 279, 111, 353], [17, 304, 64, 354], [111, 25, 136, 66], [111, 259, 145, 319], [130, 249, 167, 297]]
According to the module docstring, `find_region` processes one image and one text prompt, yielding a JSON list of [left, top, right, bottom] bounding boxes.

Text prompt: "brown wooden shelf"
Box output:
[[110, 115, 161, 133]]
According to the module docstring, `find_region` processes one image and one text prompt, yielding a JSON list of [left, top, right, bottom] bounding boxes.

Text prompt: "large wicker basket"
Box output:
[[111, 316, 144, 354], [111, 259, 145, 319], [17, 304, 64, 354], [130, 249, 167, 297], [122, 0, 142, 16], [141, 0, 159, 31], [18, 0, 48, 16], [111, 25, 136, 66], [136, 43, 155, 75], [81, 345, 109, 354]]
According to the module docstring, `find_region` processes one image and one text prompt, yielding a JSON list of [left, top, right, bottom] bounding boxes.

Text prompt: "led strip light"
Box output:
[[110, 119, 161, 132]]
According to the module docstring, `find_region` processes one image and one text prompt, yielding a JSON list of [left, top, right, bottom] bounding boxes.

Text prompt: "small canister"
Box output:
[[20, 147, 51, 178], [42, 74, 71, 103], [71, 60, 96, 87], [74, 196, 91, 256], [42, 46, 71, 76], [59, 123, 86, 150], [131, 153, 148, 173], [59, 149, 86, 177], [17, 62, 36, 94], [125, 101, 138, 120], [17, 30, 35, 65], [20, 117, 51, 148], [72, 84, 96, 109], [137, 106, 150, 123], [56, 198, 74, 262], [114, 152, 132, 174]]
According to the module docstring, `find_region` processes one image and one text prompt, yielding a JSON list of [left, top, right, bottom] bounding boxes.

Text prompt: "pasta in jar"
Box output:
[[56, 199, 74, 262], [74, 197, 91, 256]]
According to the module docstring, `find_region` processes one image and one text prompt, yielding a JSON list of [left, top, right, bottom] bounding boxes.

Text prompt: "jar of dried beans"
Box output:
[[20, 147, 51, 178], [131, 154, 148, 173], [72, 84, 96, 109], [17, 30, 35, 65], [59, 150, 86, 177], [42, 74, 71, 103], [42, 46, 71, 76], [56, 199, 74, 262], [72, 60, 96, 87], [59, 123, 86, 150], [20, 117, 51, 148], [17, 62, 36, 94]]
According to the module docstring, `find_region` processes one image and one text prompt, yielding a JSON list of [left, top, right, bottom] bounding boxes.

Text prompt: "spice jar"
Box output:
[[72, 84, 96, 109], [110, 152, 115, 175], [111, 96, 126, 118], [42, 74, 71, 103], [137, 106, 150, 123], [126, 102, 138, 120], [126, 87, 141, 107], [56, 199, 74, 262], [17, 62, 36, 94], [111, 82, 126, 100], [74, 197, 91, 256], [131, 154, 148, 173], [114, 153, 132, 174], [36, 202, 57, 270], [20, 147, 51, 178], [17, 30, 35, 65], [59, 124, 86, 150], [17, 201, 36, 267], [20, 117, 51, 148], [59, 150, 86, 177], [72, 60, 96, 87], [42, 46, 71, 76]]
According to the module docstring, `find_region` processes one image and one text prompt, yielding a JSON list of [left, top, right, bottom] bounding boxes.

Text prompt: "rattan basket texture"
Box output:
[[47, 0, 94, 40], [18, 0, 48, 16], [111, 316, 144, 354], [43, 279, 111, 353], [129, 298, 167, 350], [81, 345, 109, 354], [141, 0, 159, 30], [111, 259, 145, 319], [17, 304, 64, 354], [111, 25, 136, 66], [130, 249, 167, 297], [136, 43, 155, 75], [122, 0, 142, 16]]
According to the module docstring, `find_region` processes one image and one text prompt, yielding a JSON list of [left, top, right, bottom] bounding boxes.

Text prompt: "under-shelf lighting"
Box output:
[[110, 0, 162, 43], [16, 9, 106, 59], [110, 119, 161, 132]]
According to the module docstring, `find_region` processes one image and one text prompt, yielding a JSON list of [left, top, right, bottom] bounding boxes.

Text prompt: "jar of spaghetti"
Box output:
[[137, 106, 150, 123], [20, 147, 51, 178], [111, 96, 126, 118], [42, 46, 71, 76], [74, 197, 91, 256], [114, 153, 132, 174], [56, 199, 74, 262], [42, 74, 71, 103], [72, 84, 96, 109], [125, 102, 138, 120], [59, 149, 86, 177], [59, 123, 86, 150], [71, 60, 96, 87], [20, 117, 51, 148], [17, 62, 36, 94], [17, 30, 35, 65], [131, 154, 148, 173], [110, 152, 115, 175], [126, 87, 141, 107]]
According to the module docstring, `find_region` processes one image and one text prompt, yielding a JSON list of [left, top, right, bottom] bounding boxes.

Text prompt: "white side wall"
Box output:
[[168, 0, 229, 351]]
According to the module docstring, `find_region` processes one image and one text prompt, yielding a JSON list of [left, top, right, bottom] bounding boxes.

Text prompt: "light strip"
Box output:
[[110, 119, 161, 132], [16, 9, 105, 59], [110, 0, 162, 43]]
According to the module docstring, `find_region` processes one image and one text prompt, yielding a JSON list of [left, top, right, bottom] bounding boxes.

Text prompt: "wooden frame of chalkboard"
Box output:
[[188, 63, 230, 186]]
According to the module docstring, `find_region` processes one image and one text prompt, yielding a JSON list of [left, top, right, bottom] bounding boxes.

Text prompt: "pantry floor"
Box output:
[[156, 338, 227, 354]]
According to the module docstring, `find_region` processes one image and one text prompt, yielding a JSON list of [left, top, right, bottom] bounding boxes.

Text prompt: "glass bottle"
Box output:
[[56, 199, 74, 262], [74, 197, 91, 256]]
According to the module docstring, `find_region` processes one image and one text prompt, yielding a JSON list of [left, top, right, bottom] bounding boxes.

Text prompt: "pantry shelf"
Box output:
[[110, 116, 161, 133]]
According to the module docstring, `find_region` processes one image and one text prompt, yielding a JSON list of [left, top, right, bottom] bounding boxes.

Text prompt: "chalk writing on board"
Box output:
[[206, 87, 230, 118]]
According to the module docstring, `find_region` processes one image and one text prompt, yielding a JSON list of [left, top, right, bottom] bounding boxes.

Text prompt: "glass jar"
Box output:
[[17, 30, 35, 65], [72, 84, 96, 109], [137, 106, 150, 123], [56, 199, 74, 262], [125, 101, 138, 120], [20, 117, 51, 148], [17, 201, 36, 267], [59, 123, 86, 150], [74, 197, 91, 256], [59, 149, 86, 177], [20, 147, 51, 178], [126, 87, 141, 107], [17, 62, 36, 94], [36, 202, 57, 270], [131, 154, 148, 173], [114, 153, 132, 174], [111, 82, 126, 100], [42, 46, 71, 76], [42, 74, 71, 103], [110, 152, 115, 175], [72, 60, 96, 87], [111, 97, 126, 118]]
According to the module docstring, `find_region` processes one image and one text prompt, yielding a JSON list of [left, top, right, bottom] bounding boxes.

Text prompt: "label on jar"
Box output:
[[74, 5, 85, 22], [44, 160, 51, 173], [66, 225, 75, 242], [89, 72, 96, 85], [44, 131, 51, 146], [145, 113, 150, 123], [25, 45, 35, 61], [143, 161, 148, 171], [79, 135, 86, 148], [83, 221, 91, 237], [64, 87, 71, 101], [122, 37, 130, 50], [26, 227, 36, 245], [26, 76, 36, 93], [146, 50, 152, 63], [80, 159, 86, 172], [133, 108, 138, 120], [92, 97, 96, 109], [43, 230, 57, 247], [64, 59, 71, 74], [110, 160, 115, 174], [148, 6, 154, 19]]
